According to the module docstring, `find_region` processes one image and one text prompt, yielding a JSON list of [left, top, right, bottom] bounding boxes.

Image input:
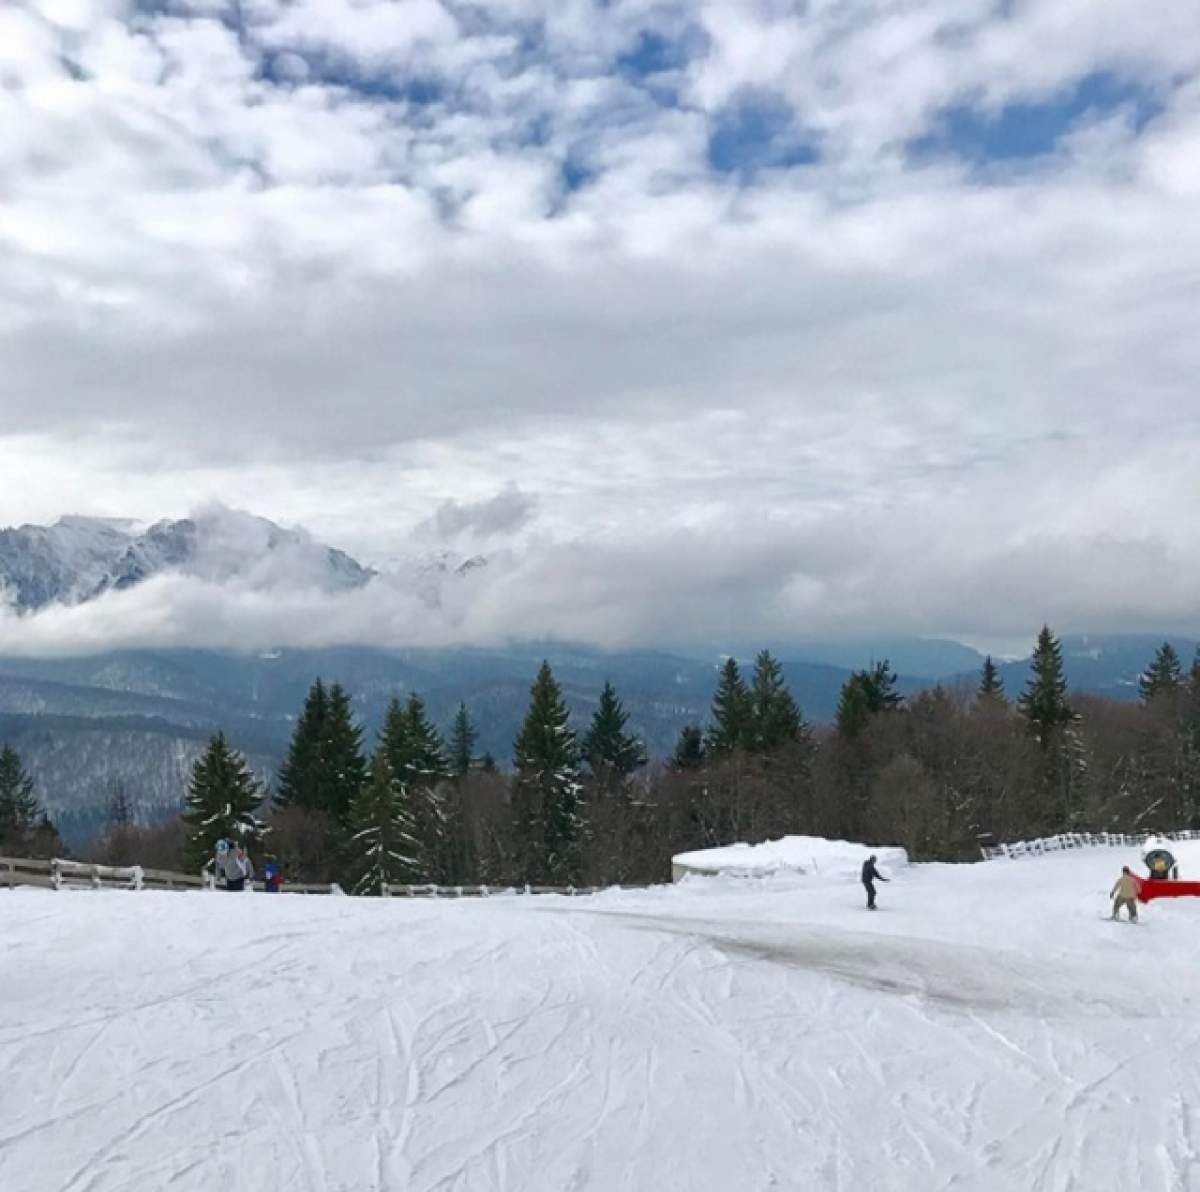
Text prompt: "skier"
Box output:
[[1110, 866, 1139, 922], [861, 854, 887, 910]]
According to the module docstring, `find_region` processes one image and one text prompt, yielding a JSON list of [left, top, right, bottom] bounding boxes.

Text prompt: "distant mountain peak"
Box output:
[[0, 506, 374, 613]]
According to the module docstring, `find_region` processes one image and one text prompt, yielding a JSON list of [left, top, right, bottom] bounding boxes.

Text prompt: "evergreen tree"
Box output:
[[448, 702, 478, 777], [275, 678, 329, 812], [404, 695, 450, 784], [582, 681, 647, 778], [0, 744, 43, 852], [836, 660, 900, 739], [670, 725, 706, 770], [347, 747, 420, 896], [102, 781, 136, 865], [182, 733, 266, 871], [705, 658, 751, 754], [835, 674, 871, 739], [108, 782, 133, 829], [1018, 626, 1074, 748], [405, 695, 451, 880], [320, 683, 367, 826], [747, 651, 804, 752], [978, 655, 1005, 702], [512, 662, 583, 884], [276, 679, 365, 827], [861, 660, 901, 713], [1140, 642, 1183, 703]]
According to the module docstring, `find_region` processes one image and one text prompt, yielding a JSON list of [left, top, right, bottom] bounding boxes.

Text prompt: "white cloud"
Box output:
[[0, 0, 1198, 651]]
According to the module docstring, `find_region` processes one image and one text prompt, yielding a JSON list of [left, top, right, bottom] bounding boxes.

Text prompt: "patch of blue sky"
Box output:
[[707, 89, 820, 178], [617, 26, 708, 78], [560, 155, 596, 193], [912, 70, 1163, 165], [257, 49, 445, 108]]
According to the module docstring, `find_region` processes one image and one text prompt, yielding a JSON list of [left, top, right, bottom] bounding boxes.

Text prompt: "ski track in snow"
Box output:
[[3, 849, 1200, 1191]]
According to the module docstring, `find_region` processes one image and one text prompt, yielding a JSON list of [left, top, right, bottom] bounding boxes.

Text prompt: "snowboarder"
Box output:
[[1110, 866, 1139, 922], [861, 855, 887, 909]]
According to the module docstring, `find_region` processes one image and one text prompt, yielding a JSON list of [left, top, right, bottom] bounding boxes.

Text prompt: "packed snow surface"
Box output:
[[4, 846, 1200, 1191], [672, 834, 908, 878]]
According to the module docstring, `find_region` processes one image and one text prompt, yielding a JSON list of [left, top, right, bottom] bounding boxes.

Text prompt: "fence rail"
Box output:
[[383, 883, 602, 898], [980, 829, 1200, 861], [1, 857, 610, 899]]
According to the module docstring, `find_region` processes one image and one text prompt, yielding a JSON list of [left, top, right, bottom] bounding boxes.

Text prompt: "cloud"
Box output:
[[0, 0, 1198, 651], [418, 485, 538, 543]]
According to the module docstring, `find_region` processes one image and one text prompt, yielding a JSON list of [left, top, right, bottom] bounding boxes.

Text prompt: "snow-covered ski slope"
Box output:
[[4, 846, 1200, 1192]]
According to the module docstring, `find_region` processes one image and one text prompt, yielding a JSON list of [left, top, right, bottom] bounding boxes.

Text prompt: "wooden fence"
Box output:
[[979, 829, 1200, 861], [383, 883, 602, 898], [1, 857, 607, 898]]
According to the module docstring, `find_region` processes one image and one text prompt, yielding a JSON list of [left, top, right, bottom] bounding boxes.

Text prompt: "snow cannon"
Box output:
[[1133, 874, 1200, 904], [1144, 847, 1177, 881]]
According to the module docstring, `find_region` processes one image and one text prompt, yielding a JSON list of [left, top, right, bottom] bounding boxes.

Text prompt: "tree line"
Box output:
[[11, 630, 1200, 889]]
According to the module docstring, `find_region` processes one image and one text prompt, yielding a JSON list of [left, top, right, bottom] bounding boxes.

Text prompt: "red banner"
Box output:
[[1134, 875, 1200, 903]]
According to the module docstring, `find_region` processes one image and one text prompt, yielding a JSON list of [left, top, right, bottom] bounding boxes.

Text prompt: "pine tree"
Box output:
[[582, 681, 647, 778], [670, 725, 705, 770], [0, 744, 43, 852], [705, 658, 751, 754], [1018, 626, 1073, 748], [347, 747, 420, 896], [404, 695, 451, 880], [861, 660, 901, 713], [835, 674, 871, 739], [978, 655, 1005, 702], [836, 660, 900, 739], [512, 662, 583, 884], [448, 702, 478, 777], [182, 733, 266, 871], [319, 684, 367, 826], [1140, 642, 1183, 703], [102, 781, 136, 865], [108, 782, 133, 830], [275, 678, 329, 813], [747, 651, 804, 752]]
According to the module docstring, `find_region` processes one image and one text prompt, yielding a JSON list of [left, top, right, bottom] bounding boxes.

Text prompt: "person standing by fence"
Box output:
[[217, 841, 254, 891]]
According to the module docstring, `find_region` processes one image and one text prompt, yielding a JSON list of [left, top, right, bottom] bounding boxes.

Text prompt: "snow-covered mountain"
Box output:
[[0, 508, 374, 612]]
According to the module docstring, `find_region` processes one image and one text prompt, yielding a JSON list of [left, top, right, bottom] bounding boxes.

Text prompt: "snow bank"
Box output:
[[671, 834, 908, 881]]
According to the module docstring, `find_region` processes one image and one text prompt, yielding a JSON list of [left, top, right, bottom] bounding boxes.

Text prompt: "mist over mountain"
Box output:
[[0, 508, 373, 613], [0, 509, 1194, 846]]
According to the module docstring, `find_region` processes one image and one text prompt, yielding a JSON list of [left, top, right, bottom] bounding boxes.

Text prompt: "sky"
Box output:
[[1, 0, 1199, 654]]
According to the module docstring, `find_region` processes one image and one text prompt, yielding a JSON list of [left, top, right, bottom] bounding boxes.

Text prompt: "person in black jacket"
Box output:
[[861, 855, 887, 909]]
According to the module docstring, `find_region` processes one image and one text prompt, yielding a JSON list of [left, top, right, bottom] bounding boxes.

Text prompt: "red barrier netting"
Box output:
[[1134, 875, 1200, 903]]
